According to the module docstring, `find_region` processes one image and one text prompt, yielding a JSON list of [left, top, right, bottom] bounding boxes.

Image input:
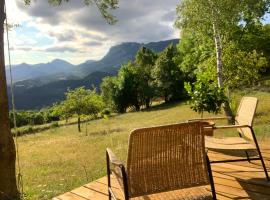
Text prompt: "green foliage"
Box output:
[[117, 62, 141, 111], [175, 32, 213, 81], [59, 87, 105, 131], [101, 45, 186, 113], [101, 76, 121, 112], [135, 47, 157, 108], [198, 43, 267, 89], [222, 44, 267, 88], [185, 74, 227, 115], [64, 87, 104, 117], [152, 44, 184, 102]]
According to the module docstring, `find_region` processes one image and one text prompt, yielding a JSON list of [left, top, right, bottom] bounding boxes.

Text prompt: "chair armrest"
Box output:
[[106, 148, 128, 197], [106, 148, 124, 166], [188, 116, 232, 122], [214, 124, 251, 130]]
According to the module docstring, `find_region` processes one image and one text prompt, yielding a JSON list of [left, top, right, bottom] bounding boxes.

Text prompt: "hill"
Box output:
[[9, 39, 179, 110], [6, 59, 76, 84]]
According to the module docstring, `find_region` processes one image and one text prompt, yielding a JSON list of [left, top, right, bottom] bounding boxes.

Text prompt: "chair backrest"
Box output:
[[126, 121, 210, 198], [235, 97, 258, 140]]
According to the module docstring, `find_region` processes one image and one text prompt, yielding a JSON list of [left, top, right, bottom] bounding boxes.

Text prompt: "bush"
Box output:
[[50, 121, 59, 128], [185, 74, 227, 116]]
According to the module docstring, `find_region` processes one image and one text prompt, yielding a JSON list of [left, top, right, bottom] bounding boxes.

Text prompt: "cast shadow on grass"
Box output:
[[141, 100, 186, 112], [85, 128, 124, 136]]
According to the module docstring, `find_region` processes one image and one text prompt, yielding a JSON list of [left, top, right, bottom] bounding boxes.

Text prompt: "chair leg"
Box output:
[[206, 154, 217, 200], [245, 151, 250, 163], [257, 148, 269, 181], [250, 127, 269, 181], [106, 151, 112, 200]]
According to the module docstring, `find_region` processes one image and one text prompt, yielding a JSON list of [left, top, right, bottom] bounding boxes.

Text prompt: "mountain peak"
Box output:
[[50, 59, 71, 65]]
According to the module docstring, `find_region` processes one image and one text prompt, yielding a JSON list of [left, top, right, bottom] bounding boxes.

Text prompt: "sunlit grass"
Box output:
[[17, 91, 270, 199]]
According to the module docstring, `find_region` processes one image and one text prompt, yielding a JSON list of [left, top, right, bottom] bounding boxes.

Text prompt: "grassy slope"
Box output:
[[17, 91, 270, 200]]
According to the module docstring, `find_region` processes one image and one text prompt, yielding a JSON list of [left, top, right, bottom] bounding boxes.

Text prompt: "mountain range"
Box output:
[[7, 39, 179, 110]]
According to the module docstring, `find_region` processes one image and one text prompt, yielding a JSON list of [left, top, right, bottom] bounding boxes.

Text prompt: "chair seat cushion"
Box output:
[[131, 186, 212, 200], [205, 136, 256, 150]]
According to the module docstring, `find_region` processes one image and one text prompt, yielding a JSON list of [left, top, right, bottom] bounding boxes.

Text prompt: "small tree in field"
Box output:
[[185, 73, 227, 118], [62, 87, 104, 132]]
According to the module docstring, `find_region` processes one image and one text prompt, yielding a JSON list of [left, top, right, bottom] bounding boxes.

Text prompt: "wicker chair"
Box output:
[[106, 121, 216, 200], [190, 97, 269, 181]]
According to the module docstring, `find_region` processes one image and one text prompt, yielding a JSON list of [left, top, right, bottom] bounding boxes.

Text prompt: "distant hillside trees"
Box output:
[[101, 45, 186, 113]]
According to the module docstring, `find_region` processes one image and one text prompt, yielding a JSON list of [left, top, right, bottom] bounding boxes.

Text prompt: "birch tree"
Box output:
[[176, 0, 270, 122], [0, 0, 118, 199]]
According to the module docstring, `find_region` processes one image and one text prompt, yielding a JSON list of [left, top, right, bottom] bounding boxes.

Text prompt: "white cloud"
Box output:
[[7, 0, 180, 64]]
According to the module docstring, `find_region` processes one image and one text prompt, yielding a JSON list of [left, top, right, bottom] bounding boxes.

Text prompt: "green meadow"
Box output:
[[16, 90, 270, 200]]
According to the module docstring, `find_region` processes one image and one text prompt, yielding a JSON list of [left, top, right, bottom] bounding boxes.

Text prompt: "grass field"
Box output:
[[17, 91, 270, 199]]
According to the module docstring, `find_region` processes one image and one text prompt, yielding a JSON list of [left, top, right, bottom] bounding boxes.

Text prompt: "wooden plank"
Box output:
[[57, 192, 89, 200], [84, 180, 123, 199], [212, 167, 270, 187], [213, 176, 270, 195], [71, 186, 108, 200], [215, 184, 270, 200]]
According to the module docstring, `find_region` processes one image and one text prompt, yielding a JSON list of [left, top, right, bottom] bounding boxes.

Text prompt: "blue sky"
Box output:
[[6, 0, 179, 65]]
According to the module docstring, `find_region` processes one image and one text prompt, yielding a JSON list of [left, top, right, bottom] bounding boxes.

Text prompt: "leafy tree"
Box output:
[[0, 0, 118, 198], [185, 72, 227, 117], [235, 24, 270, 72], [101, 76, 119, 112], [117, 62, 141, 111], [61, 87, 104, 132], [175, 31, 212, 82], [152, 44, 184, 102], [52, 102, 72, 123], [135, 47, 157, 108], [175, 0, 270, 121]]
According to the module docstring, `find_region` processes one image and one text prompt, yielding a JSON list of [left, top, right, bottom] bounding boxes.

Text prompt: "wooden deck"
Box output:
[[53, 143, 270, 200]]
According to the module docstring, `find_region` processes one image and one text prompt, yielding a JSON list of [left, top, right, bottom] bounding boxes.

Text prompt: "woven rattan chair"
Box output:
[[106, 121, 216, 200], [190, 97, 269, 181]]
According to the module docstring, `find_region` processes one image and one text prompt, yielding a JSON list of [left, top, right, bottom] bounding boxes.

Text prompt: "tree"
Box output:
[[135, 47, 157, 108], [61, 87, 104, 132], [0, 0, 118, 199], [175, 0, 270, 121], [185, 72, 227, 117], [117, 62, 141, 111], [101, 76, 120, 112], [152, 44, 184, 102]]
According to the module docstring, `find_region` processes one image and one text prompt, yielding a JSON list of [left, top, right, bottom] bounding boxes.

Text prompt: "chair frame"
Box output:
[[106, 122, 217, 200], [209, 124, 269, 181], [188, 96, 269, 182]]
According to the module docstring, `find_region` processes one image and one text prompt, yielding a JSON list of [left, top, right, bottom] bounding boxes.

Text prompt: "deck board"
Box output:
[[54, 143, 270, 200]]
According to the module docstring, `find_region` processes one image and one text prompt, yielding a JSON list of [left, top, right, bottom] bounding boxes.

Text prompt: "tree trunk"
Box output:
[[145, 98, 150, 109], [213, 23, 223, 88], [0, 0, 19, 199], [213, 23, 233, 124], [78, 116, 81, 132]]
